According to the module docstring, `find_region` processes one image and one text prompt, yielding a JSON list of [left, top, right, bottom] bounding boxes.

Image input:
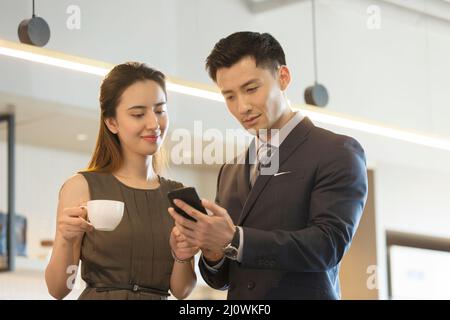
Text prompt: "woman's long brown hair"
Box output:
[[82, 62, 167, 174]]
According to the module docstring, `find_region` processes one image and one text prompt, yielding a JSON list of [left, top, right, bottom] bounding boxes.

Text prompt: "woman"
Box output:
[[45, 62, 198, 300]]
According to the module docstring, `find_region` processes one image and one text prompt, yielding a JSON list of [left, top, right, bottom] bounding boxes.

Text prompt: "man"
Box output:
[[168, 31, 368, 299]]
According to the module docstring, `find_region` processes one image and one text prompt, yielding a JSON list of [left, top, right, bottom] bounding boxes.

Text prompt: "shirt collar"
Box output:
[[256, 110, 304, 149]]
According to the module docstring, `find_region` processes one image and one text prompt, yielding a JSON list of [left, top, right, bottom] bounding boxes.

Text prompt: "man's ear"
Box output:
[[104, 117, 119, 134], [278, 65, 291, 91]]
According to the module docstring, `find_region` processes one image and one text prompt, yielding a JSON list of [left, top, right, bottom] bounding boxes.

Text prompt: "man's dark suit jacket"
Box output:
[[199, 117, 368, 300]]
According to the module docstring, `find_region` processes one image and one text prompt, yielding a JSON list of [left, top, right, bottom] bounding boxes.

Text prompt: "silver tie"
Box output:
[[249, 143, 272, 188]]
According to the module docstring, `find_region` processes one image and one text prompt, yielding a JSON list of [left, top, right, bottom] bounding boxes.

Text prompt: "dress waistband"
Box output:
[[88, 283, 170, 297]]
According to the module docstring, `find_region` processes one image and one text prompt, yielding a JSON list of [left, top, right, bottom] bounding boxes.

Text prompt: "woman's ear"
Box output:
[[278, 65, 291, 91], [104, 117, 119, 134]]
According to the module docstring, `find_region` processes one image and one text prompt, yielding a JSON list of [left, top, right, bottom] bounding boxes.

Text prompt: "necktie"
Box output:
[[249, 143, 272, 188]]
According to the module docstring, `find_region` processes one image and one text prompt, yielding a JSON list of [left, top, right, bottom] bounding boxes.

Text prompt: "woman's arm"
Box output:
[[170, 257, 197, 299], [169, 226, 198, 299], [45, 174, 92, 299]]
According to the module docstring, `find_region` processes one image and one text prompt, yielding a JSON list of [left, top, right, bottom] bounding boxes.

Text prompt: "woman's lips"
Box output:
[[141, 135, 159, 143]]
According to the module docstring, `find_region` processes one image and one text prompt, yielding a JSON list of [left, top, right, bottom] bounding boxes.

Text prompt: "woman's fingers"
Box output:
[[63, 206, 87, 218], [81, 222, 94, 232], [63, 216, 93, 231], [173, 226, 181, 237], [81, 218, 94, 229], [65, 227, 86, 234], [175, 232, 186, 242], [177, 241, 191, 249], [180, 247, 200, 255], [72, 222, 93, 232], [176, 247, 199, 254]]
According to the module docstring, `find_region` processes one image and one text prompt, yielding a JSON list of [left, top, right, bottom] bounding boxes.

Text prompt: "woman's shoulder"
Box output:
[[62, 173, 89, 190], [76, 170, 113, 184], [160, 176, 184, 191], [59, 173, 90, 201]]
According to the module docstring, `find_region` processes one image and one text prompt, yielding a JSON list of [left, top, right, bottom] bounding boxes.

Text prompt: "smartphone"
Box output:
[[167, 187, 208, 222]]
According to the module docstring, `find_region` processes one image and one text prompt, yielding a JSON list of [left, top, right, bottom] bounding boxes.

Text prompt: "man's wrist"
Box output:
[[223, 227, 240, 261], [230, 225, 237, 243], [203, 251, 224, 264], [224, 225, 237, 248]]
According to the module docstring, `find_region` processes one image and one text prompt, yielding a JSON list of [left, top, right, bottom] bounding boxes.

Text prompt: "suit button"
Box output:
[[247, 281, 255, 290]]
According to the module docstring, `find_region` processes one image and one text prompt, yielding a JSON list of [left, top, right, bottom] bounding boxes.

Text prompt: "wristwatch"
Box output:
[[223, 227, 240, 261]]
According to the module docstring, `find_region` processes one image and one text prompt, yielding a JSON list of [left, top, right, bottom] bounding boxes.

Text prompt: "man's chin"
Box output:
[[244, 124, 267, 135], [244, 126, 259, 135]]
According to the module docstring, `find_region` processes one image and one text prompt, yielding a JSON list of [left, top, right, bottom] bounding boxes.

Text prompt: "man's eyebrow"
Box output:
[[221, 79, 260, 95], [240, 79, 260, 88], [221, 89, 233, 95]]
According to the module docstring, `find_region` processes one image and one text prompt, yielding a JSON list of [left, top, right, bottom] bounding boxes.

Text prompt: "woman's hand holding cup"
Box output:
[[58, 202, 94, 243]]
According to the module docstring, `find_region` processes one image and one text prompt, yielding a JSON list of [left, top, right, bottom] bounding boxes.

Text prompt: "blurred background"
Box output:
[[1, 0, 450, 300]]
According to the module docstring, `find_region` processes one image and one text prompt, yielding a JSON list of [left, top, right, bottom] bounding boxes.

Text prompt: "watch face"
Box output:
[[224, 246, 238, 260]]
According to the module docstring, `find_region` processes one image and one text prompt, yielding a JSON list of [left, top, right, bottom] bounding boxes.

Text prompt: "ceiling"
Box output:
[[242, 0, 305, 13], [0, 92, 98, 154], [243, 0, 450, 23]]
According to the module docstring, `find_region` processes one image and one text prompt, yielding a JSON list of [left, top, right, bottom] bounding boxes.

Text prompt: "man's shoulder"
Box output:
[[308, 125, 364, 154], [304, 125, 367, 175]]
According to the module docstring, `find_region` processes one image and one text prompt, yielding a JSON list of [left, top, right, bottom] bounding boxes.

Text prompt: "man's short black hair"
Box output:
[[205, 31, 286, 82]]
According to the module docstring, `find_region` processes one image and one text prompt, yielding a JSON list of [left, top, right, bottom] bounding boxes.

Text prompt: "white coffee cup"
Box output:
[[87, 200, 124, 231]]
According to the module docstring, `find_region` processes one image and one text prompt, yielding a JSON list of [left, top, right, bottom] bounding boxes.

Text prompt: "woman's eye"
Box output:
[[226, 96, 235, 101], [155, 110, 166, 115], [132, 114, 144, 118]]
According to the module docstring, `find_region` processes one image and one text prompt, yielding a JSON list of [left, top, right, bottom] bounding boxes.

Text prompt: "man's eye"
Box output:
[[247, 87, 258, 93], [132, 114, 144, 118], [226, 96, 235, 101], [155, 110, 166, 115]]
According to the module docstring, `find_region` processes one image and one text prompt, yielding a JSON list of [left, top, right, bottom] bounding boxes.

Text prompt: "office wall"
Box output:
[[1, 0, 450, 137]]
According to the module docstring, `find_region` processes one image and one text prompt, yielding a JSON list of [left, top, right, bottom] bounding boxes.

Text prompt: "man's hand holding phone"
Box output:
[[167, 188, 236, 259]]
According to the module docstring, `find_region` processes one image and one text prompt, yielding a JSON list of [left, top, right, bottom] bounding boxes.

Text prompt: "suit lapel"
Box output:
[[237, 117, 315, 225]]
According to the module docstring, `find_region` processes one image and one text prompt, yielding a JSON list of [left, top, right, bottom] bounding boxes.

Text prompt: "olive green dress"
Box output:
[[77, 171, 183, 300]]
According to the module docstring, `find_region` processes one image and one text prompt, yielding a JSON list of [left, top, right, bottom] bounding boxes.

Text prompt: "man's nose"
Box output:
[[236, 95, 252, 114]]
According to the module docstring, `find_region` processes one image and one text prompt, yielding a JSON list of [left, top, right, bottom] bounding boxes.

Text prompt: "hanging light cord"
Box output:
[[32, 0, 35, 17], [311, 0, 318, 85]]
